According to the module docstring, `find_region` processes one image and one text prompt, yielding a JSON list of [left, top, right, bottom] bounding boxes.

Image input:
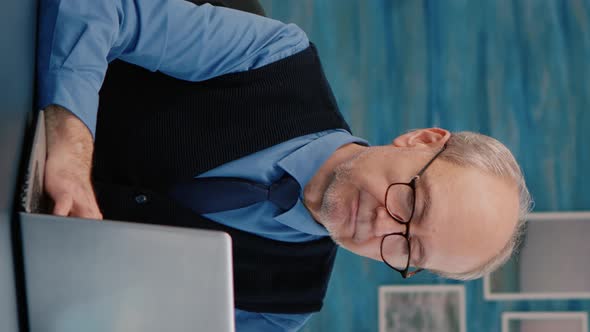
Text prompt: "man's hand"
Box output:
[[44, 105, 103, 219]]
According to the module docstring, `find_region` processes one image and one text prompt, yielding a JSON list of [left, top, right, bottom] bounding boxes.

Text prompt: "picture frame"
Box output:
[[379, 285, 466, 332], [502, 311, 588, 332], [484, 211, 590, 301]]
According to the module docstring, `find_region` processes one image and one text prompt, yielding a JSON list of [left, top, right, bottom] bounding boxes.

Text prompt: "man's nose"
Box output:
[[373, 206, 407, 237]]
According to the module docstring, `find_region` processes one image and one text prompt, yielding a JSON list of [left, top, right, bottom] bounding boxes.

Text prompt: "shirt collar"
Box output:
[[276, 130, 368, 191], [274, 130, 368, 235]]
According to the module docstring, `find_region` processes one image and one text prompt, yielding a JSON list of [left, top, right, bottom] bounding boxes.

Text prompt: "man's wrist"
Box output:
[[44, 104, 94, 170]]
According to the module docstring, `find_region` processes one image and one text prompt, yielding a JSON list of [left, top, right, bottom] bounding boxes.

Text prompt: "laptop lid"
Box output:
[[19, 213, 235, 332]]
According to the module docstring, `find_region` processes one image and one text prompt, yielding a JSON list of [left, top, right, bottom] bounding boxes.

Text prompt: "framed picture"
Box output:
[[379, 285, 466, 332], [484, 211, 590, 301], [502, 312, 588, 332]]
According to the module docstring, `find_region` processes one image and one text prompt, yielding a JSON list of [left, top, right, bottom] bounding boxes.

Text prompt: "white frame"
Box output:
[[379, 285, 466, 332], [502, 311, 588, 332], [484, 211, 590, 301]]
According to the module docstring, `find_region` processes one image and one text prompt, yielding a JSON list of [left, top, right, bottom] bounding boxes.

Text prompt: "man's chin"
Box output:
[[318, 200, 352, 236], [318, 180, 359, 241]]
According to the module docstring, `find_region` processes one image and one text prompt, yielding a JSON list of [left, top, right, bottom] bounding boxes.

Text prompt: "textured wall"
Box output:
[[260, 0, 590, 331]]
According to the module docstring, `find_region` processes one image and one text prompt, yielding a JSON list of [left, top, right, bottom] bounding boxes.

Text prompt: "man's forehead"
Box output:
[[421, 165, 518, 273]]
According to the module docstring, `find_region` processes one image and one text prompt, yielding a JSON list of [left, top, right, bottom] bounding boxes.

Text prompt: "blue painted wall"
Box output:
[[260, 1, 590, 331]]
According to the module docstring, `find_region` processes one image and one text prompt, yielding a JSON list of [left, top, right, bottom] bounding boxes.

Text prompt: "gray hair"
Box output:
[[431, 131, 533, 280]]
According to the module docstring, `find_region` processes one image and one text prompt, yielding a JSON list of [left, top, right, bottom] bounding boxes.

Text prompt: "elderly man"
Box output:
[[38, 0, 531, 330]]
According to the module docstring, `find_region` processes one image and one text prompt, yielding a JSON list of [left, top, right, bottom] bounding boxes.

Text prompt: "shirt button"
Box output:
[[135, 194, 148, 204]]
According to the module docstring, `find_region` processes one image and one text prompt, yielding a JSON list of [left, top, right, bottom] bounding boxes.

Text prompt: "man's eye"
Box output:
[[406, 189, 414, 214], [410, 237, 422, 265]]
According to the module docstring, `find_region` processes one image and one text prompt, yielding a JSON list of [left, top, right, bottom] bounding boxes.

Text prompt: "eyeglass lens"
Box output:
[[385, 184, 414, 223], [382, 184, 415, 271]]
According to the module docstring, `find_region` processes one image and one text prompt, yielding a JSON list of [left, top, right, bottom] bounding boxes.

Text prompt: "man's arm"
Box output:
[[44, 105, 102, 219], [38, 0, 309, 218], [38, 0, 308, 136]]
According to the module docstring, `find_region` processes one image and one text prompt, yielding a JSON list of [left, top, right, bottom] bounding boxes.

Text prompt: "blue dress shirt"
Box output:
[[37, 1, 368, 330], [201, 130, 368, 243], [38, 0, 309, 137], [203, 130, 367, 330]]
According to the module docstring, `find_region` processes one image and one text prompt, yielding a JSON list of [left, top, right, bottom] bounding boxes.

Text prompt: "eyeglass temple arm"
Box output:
[[415, 144, 447, 177]]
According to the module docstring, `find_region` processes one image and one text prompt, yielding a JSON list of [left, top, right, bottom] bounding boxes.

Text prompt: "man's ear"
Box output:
[[392, 128, 451, 148]]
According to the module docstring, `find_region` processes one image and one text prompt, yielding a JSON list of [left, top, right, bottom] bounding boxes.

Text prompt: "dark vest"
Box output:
[[93, 44, 350, 313]]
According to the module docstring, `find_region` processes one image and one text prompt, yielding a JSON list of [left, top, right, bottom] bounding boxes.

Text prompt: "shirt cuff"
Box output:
[[38, 70, 100, 138]]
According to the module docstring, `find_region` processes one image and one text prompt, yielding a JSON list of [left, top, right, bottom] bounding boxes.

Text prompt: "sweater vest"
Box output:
[[93, 44, 350, 313]]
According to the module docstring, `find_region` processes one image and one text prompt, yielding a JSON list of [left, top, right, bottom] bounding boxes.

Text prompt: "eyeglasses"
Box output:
[[380, 144, 447, 278]]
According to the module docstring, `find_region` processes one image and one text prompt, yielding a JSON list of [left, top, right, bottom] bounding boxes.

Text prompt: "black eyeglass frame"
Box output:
[[380, 144, 447, 278]]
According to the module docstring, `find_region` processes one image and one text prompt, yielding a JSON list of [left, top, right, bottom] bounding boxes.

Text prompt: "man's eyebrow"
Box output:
[[415, 174, 432, 268], [418, 173, 432, 226]]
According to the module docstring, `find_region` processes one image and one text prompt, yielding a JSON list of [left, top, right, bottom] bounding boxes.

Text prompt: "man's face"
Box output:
[[312, 129, 519, 275]]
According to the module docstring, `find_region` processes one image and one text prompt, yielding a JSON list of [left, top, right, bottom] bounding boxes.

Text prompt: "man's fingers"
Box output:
[[93, 211, 104, 220], [52, 194, 73, 216], [74, 204, 103, 220], [48, 185, 103, 220], [65, 194, 103, 220], [82, 192, 103, 220]]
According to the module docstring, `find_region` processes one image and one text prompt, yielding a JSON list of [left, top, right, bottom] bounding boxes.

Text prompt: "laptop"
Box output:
[[20, 111, 235, 332]]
